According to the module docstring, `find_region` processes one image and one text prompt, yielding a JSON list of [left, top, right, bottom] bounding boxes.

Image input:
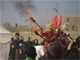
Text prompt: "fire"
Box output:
[[28, 22, 37, 32], [25, 8, 33, 18], [32, 24, 36, 31], [26, 8, 36, 32]]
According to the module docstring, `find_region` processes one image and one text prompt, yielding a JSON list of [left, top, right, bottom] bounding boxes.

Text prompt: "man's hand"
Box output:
[[12, 45, 15, 48]]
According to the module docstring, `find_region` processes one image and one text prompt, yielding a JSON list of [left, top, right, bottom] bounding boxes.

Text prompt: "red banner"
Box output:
[[51, 16, 57, 30], [57, 16, 62, 29]]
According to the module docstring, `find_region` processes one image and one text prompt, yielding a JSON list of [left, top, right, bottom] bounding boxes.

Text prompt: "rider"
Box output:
[[40, 24, 55, 53], [54, 29, 66, 56], [54, 29, 67, 45]]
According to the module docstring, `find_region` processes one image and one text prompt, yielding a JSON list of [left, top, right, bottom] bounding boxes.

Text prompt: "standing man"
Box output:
[[14, 33, 20, 59], [8, 38, 16, 60], [25, 36, 33, 47], [34, 39, 39, 46], [14, 33, 20, 49]]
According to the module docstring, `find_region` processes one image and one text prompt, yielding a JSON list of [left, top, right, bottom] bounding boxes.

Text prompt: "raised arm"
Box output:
[[40, 30, 48, 36]]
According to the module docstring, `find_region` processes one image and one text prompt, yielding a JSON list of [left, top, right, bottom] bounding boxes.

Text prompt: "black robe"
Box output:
[[9, 41, 16, 60]]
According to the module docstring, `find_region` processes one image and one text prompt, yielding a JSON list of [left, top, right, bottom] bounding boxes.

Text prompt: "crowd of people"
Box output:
[[8, 33, 39, 60], [8, 27, 80, 60], [7, 19, 80, 60]]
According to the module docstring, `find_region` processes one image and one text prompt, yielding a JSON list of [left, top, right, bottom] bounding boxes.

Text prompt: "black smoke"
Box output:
[[14, 0, 35, 17]]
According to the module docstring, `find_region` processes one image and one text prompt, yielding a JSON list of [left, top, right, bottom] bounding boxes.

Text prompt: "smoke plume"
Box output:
[[14, 0, 35, 17]]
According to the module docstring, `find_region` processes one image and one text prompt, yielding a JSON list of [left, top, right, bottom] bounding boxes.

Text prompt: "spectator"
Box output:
[[18, 36, 25, 60], [76, 36, 80, 49], [11, 38, 14, 42], [26, 36, 33, 47], [34, 39, 39, 46], [39, 42, 62, 60], [14, 33, 20, 49], [14, 33, 20, 59], [27, 36, 31, 42], [70, 42, 78, 53], [54, 38, 66, 56], [8, 38, 16, 60], [63, 36, 80, 59], [25, 46, 37, 60], [10, 38, 15, 48], [46, 42, 62, 59], [19, 36, 24, 43]]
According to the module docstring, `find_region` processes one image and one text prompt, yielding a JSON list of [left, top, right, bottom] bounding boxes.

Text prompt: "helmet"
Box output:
[[46, 23, 51, 29]]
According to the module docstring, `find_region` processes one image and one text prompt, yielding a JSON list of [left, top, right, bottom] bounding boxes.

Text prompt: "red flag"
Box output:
[[57, 16, 62, 29], [51, 16, 57, 30]]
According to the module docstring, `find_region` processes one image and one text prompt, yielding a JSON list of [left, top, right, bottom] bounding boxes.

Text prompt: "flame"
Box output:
[[28, 22, 31, 24], [25, 8, 33, 18], [25, 8, 37, 32], [32, 24, 36, 31], [28, 22, 37, 32]]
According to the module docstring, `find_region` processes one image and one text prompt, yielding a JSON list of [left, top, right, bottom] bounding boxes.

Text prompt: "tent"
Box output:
[[0, 25, 12, 60]]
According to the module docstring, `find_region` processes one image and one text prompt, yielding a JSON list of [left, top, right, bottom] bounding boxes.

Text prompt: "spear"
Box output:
[[34, 30, 45, 40], [25, 8, 49, 42], [28, 22, 48, 42], [34, 30, 49, 42], [25, 8, 42, 30]]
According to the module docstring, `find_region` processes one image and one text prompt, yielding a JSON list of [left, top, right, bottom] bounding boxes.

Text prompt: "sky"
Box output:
[[0, 0, 80, 26]]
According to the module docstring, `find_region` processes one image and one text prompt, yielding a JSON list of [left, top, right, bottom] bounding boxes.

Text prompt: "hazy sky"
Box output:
[[0, 0, 80, 26]]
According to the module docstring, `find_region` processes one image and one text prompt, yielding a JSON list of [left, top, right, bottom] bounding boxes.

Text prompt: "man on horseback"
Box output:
[[40, 24, 55, 53], [40, 16, 67, 53], [54, 29, 67, 45]]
